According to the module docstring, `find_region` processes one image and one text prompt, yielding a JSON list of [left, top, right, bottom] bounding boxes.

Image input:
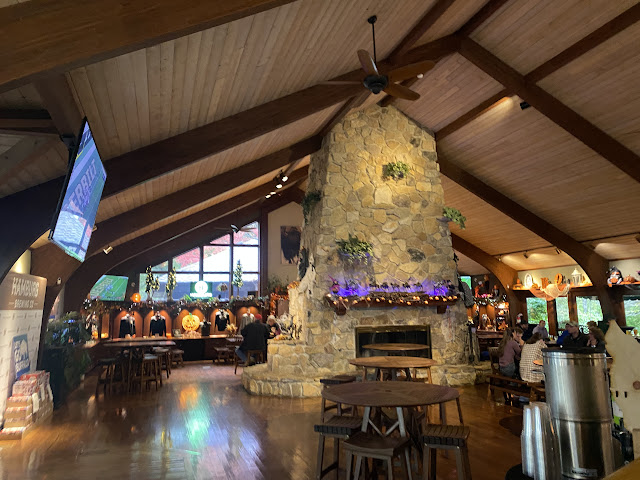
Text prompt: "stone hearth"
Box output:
[[243, 105, 476, 396]]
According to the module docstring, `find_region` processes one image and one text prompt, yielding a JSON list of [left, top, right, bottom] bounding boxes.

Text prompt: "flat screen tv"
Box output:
[[49, 118, 106, 262], [89, 275, 128, 301]]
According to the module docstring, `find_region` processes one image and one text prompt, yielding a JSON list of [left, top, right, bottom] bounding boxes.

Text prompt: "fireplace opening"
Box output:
[[355, 325, 432, 358]]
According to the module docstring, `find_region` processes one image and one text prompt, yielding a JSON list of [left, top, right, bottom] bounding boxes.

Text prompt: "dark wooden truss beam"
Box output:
[[435, 90, 509, 140], [0, 0, 296, 93], [0, 109, 57, 135]]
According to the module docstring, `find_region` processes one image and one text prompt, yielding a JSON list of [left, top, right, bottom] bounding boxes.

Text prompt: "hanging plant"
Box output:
[[382, 161, 410, 180], [336, 234, 373, 266], [165, 268, 177, 300], [442, 206, 466, 229], [232, 260, 244, 288], [301, 191, 322, 224]]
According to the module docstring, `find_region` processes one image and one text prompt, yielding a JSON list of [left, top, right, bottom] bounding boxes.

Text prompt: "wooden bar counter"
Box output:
[[100, 335, 234, 362]]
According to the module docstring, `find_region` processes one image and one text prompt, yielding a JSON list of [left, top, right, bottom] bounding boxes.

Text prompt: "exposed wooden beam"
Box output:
[[456, 0, 510, 37], [438, 153, 614, 315], [90, 138, 319, 255], [0, 137, 58, 185], [436, 89, 509, 140], [0, 0, 296, 93], [33, 75, 83, 137], [0, 109, 57, 135], [525, 3, 640, 83], [388, 0, 457, 60], [457, 36, 640, 184]]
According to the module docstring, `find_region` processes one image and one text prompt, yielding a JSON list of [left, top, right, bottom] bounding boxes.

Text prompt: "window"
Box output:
[[526, 297, 548, 324], [624, 296, 640, 331], [556, 296, 570, 330], [576, 296, 602, 326], [137, 221, 260, 300]]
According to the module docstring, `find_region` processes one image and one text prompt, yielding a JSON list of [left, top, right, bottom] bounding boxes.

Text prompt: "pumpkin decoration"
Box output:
[[607, 267, 623, 287], [131, 293, 141, 303], [182, 313, 200, 332]]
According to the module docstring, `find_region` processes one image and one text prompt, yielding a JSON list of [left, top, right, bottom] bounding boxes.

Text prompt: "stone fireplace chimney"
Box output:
[[244, 105, 477, 396]]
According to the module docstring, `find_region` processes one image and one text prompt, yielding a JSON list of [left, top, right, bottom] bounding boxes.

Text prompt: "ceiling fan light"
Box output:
[[276, 183, 282, 189], [281, 175, 288, 182], [265, 194, 271, 199]]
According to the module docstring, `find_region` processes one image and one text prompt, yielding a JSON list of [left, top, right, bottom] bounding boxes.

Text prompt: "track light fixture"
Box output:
[[523, 251, 529, 259], [555, 248, 561, 255], [265, 194, 271, 199], [103, 246, 113, 254], [281, 174, 288, 182], [520, 101, 531, 110]]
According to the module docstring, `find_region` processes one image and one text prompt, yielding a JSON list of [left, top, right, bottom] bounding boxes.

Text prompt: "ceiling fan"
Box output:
[[328, 16, 435, 101]]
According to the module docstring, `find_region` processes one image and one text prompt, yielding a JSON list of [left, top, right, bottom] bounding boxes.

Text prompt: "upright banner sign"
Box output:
[[0, 272, 47, 422]]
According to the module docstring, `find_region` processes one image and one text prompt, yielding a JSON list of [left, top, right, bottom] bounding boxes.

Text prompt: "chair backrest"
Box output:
[[488, 347, 500, 374]]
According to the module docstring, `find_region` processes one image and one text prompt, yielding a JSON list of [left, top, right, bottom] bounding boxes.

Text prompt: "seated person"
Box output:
[[587, 326, 606, 353], [561, 321, 589, 349], [519, 333, 545, 383], [235, 315, 269, 365], [532, 320, 549, 340], [556, 328, 570, 346], [266, 315, 281, 338], [498, 327, 523, 378]]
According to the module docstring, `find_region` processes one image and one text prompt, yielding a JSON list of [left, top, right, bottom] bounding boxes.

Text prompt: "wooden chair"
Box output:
[[343, 432, 412, 480], [422, 425, 471, 480], [95, 358, 117, 398], [234, 349, 265, 374]]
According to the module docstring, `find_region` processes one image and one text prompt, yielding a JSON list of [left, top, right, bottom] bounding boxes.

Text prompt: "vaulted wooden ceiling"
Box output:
[[1, 0, 639, 284]]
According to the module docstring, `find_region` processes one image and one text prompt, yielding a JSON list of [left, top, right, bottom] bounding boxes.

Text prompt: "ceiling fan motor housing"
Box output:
[[363, 74, 389, 94]]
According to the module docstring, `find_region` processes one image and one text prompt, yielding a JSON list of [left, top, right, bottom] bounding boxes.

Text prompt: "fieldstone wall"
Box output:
[[243, 105, 475, 396]]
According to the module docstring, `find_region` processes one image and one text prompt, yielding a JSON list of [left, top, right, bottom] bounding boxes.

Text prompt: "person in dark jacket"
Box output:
[[561, 321, 589, 349], [236, 316, 269, 365]]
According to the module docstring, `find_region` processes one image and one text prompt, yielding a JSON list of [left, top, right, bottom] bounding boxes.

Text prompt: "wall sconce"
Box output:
[[103, 246, 113, 254]]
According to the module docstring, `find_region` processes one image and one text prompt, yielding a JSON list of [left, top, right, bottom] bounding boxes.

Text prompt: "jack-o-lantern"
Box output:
[[182, 313, 200, 332]]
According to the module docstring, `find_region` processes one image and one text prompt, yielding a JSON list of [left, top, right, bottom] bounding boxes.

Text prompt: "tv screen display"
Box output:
[[89, 275, 128, 301], [460, 276, 472, 290], [49, 119, 106, 262]]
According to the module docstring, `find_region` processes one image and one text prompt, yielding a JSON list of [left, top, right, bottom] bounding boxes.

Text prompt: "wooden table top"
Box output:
[[103, 339, 176, 348], [322, 381, 458, 408], [362, 343, 430, 352], [349, 356, 437, 369]]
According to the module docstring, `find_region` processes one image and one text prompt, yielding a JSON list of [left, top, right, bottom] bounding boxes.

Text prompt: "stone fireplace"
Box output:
[[355, 325, 431, 358], [243, 105, 477, 396]]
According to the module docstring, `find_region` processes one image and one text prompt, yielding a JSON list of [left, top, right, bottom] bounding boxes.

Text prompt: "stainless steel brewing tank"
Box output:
[[542, 349, 614, 479]]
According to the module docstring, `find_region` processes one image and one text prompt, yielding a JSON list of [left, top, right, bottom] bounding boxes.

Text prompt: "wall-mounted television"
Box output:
[[49, 118, 106, 262], [89, 275, 128, 301]]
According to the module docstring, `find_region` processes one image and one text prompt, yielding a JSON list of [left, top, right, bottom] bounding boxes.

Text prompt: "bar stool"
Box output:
[[315, 375, 360, 480], [134, 354, 161, 392], [95, 358, 117, 398], [343, 432, 412, 480], [153, 347, 171, 379], [170, 349, 184, 368], [234, 349, 265, 374], [421, 425, 471, 480]]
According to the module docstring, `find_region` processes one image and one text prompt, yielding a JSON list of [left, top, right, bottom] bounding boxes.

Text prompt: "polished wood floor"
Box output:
[[0, 362, 523, 479]]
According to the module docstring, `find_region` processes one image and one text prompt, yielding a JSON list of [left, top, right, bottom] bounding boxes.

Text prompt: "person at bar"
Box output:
[[498, 327, 524, 378], [587, 326, 606, 352], [266, 315, 281, 338], [561, 321, 589, 349], [532, 320, 549, 340]]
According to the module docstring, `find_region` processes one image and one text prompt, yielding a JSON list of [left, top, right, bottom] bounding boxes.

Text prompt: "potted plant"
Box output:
[[442, 206, 466, 229], [382, 161, 410, 180], [336, 234, 373, 267], [301, 191, 322, 224]]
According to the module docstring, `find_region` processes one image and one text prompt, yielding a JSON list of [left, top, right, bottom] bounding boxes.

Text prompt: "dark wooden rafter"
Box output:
[[0, 137, 58, 185], [525, 3, 640, 83], [0, 109, 57, 135], [456, 0, 511, 37], [33, 75, 83, 136], [437, 154, 614, 315], [435, 89, 509, 140], [89, 137, 320, 255], [0, 0, 297, 93], [457, 36, 640, 184]]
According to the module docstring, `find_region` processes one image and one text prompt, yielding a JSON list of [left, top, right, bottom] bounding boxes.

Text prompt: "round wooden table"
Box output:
[[349, 356, 437, 382], [362, 343, 430, 356]]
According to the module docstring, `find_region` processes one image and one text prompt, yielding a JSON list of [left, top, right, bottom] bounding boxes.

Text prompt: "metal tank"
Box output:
[[542, 349, 615, 479]]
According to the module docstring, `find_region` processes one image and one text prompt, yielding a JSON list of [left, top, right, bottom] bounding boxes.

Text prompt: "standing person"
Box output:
[[236, 315, 269, 365], [587, 326, 606, 352], [532, 320, 549, 340], [561, 321, 589, 349], [520, 333, 545, 383], [498, 327, 523, 378]]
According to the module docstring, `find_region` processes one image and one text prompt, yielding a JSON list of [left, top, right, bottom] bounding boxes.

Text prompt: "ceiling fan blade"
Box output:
[[384, 82, 420, 101], [387, 60, 435, 83], [358, 49, 378, 75], [320, 80, 362, 85]]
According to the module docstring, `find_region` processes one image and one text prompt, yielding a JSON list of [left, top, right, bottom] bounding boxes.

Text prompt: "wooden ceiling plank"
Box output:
[[0, 0, 297, 93], [526, 3, 640, 83], [457, 36, 640, 184], [89, 139, 319, 256], [0, 136, 58, 185], [456, 0, 511, 37], [435, 88, 509, 139]]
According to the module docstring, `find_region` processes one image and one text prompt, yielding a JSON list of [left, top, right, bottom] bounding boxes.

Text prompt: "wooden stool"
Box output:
[[135, 354, 161, 392], [213, 346, 233, 364], [95, 358, 117, 398], [153, 347, 171, 378], [234, 349, 265, 374], [314, 415, 363, 480], [170, 349, 184, 368], [422, 425, 471, 480], [343, 432, 412, 480]]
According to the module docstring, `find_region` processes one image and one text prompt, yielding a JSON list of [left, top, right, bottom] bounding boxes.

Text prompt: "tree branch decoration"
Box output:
[[336, 234, 373, 266], [382, 161, 410, 180], [442, 206, 466, 229], [144, 266, 160, 300], [165, 268, 177, 299], [232, 260, 244, 289], [301, 191, 321, 224]]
